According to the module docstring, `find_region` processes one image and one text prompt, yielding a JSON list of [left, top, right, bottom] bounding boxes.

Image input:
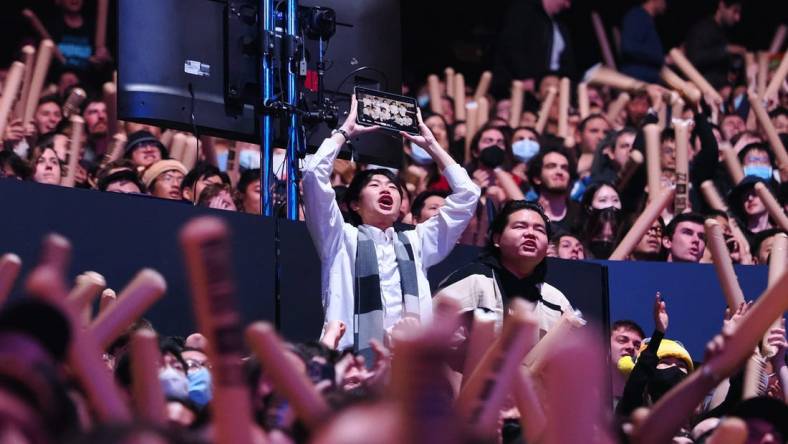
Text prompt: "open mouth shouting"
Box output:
[[521, 238, 538, 252], [378, 193, 394, 211]]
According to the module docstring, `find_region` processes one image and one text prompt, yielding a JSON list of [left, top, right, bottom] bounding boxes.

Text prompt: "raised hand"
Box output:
[[387, 316, 421, 349], [400, 107, 439, 150], [364, 339, 392, 391], [723, 301, 752, 335], [2, 118, 26, 143], [766, 318, 786, 369], [320, 320, 347, 350], [338, 94, 379, 139], [654, 292, 669, 333]]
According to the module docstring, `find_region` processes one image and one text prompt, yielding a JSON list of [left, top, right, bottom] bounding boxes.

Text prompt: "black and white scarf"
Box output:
[[354, 225, 420, 361]]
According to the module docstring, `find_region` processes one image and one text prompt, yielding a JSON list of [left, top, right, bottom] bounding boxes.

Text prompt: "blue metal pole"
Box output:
[[285, 0, 299, 220], [260, 0, 275, 217]]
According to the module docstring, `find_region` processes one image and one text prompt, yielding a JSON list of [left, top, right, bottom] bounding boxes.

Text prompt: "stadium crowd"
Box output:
[[0, 0, 787, 442]]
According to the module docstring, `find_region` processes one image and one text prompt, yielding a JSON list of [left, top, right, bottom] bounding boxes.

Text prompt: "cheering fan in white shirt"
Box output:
[[302, 96, 480, 356]]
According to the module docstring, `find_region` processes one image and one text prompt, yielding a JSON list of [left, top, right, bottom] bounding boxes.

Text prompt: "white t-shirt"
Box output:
[[550, 20, 566, 71]]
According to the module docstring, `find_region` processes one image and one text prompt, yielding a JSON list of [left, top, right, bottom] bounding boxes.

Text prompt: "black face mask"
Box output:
[[588, 240, 615, 259], [648, 366, 686, 402], [479, 146, 505, 168]]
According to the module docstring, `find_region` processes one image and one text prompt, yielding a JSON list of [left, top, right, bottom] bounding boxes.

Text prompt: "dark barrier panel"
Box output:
[[0, 179, 287, 337], [277, 220, 324, 342]]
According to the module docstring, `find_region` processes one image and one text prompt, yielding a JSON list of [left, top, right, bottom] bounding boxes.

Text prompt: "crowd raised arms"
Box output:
[[1, 0, 788, 443]]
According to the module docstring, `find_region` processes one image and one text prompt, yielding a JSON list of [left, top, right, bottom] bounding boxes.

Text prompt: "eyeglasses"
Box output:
[[186, 359, 210, 372]]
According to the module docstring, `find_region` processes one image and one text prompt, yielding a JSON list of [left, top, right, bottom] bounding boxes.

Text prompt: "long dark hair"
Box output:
[[466, 124, 514, 171], [580, 207, 624, 259], [580, 180, 620, 212]]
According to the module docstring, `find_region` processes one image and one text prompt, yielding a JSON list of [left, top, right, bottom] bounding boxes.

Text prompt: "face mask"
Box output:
[[648, 366, 686, 402], [239, 149, 263, 170], [409, 142, 433, 165], [743, 165, 773, 180], [512, 139, 540, 164], [588, 240, 614, 259], [187, 367, 213, 407], [417, 94, 430, 108], [159, 367, 189, 400], [479, 145, 505, 168]]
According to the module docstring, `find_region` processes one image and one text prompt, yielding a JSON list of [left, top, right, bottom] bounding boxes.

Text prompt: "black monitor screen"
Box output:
[[117, 0, 258, 142]]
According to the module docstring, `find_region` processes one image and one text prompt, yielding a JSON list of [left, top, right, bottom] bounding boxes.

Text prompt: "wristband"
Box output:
[[331, 128, 350, 144]]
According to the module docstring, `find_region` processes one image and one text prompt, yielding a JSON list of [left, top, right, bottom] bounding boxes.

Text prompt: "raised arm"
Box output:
[[403, 110, 481, 268], [766, 319, 788, 400], [617, 293, 668, 417], [690, 101, 720, 186], [302, 96, 377, 259]]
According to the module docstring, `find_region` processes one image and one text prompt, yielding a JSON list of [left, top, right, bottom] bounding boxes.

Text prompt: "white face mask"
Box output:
[[159, 367, 189, 399], [409, 142, 434, 165], [512, 139, 540, 164], [240, 149, 263, 170]]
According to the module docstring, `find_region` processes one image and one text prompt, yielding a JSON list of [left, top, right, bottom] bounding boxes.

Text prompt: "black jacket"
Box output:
[[616, 329, 664, 417], [685, 17, 731, 89], [492, 0, 576, 95]]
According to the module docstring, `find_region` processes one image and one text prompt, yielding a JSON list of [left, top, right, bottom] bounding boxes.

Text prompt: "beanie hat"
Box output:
[[617, 338, 693, 375], [124, 130, 167, 158], [141, 159, 188, 188]]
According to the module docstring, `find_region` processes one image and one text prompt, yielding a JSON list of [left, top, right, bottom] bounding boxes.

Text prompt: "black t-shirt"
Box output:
[[48, 16, 95, 71], [548, 199, 582, 234], [685, 17, 731, 89]]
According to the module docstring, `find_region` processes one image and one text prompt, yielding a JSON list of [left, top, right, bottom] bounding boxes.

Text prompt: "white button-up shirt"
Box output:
[[360, 225, 404, 330], [302, 137, 480, 350]]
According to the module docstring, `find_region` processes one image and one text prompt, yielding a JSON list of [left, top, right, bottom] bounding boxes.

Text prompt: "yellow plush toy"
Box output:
[[617, 338, 693, 376]]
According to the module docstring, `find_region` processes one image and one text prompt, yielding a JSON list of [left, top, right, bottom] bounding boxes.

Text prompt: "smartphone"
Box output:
[[354, 86, 420, 135]]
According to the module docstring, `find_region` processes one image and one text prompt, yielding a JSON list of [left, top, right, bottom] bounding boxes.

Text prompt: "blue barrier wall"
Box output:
[[603, 260, 775, 359]]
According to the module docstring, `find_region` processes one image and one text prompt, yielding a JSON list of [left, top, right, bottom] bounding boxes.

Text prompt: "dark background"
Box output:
[[399, 0, 788, 89], [2, 0, 786, 91]]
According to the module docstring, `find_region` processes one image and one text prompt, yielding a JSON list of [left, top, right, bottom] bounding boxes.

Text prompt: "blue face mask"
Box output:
[[512, 139, 540, 164], [743, 165, 773, 180], [159, 367, 189, 400], [187, 367, 213, 407], [409, 142, 434, 165], [417, 94, 430, 108], [239, 149, 262, 170]]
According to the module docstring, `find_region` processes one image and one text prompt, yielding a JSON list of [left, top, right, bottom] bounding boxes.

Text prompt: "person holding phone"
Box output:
[[302, 95, 480, 358]]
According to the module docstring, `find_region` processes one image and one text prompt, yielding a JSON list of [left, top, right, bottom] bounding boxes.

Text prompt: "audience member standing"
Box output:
[[620, 0, 667, 83]]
